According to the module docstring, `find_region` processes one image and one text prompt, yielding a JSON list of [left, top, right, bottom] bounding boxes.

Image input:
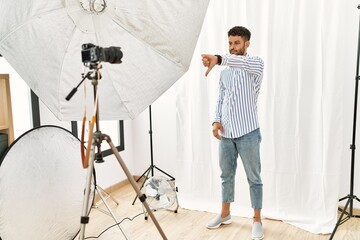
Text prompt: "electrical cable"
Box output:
[[84, 212, 144, 239]]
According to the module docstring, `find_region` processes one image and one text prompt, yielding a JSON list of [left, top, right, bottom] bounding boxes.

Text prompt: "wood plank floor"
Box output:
[[80, 183, 360, 240]]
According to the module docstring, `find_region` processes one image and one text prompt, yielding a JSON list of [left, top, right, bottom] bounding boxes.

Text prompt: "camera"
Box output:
[[81, 43, 123, 64]]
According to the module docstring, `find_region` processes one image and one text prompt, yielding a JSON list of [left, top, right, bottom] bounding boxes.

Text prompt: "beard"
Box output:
[[230, 46, 246, 55]]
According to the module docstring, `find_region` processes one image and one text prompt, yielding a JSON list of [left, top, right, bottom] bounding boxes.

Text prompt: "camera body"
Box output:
[[81, 43, 123, 64]]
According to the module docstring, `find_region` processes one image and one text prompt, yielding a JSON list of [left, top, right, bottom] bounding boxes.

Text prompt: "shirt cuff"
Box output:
[[213, 118, 221, 125]]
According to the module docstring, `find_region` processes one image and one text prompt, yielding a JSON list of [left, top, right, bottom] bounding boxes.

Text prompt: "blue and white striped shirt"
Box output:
[[214, 54, 264, 138]]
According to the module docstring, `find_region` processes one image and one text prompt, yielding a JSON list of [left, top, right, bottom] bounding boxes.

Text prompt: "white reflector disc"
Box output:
[[0, 126, 92, 240]]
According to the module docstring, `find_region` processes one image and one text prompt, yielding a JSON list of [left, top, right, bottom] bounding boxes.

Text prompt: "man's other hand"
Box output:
[[212, 122, 224, 140]]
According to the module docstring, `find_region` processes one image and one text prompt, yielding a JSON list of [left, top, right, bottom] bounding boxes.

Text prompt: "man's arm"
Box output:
[[201, 54, 264, 77], [213, 72, 225, 140], [222, 54, 264, 76]]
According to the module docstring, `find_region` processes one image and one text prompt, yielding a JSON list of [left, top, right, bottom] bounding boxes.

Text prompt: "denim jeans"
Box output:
[[219, 128, 263, 210]]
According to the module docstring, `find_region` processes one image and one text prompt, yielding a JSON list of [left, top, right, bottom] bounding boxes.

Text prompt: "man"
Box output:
[[201, 26, 264, 240]]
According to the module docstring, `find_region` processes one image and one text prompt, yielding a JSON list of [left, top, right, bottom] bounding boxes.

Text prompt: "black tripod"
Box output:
[[329, 4, 360, 240], [132, 105, 175, 205]]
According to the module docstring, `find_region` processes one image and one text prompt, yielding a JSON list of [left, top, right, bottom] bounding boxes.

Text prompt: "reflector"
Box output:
[[0, 126, 93, 240]]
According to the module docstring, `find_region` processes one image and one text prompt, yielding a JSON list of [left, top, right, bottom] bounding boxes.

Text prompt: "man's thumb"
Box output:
[[205, 68, 210, 77], [205, 65, 213, 77]]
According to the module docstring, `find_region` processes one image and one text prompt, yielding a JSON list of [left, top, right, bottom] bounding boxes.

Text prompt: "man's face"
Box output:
[[228, 35, 250, 56]]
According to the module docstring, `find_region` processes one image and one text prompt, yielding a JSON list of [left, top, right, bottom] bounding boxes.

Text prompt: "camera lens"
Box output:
[[102, 47, 123, 64]]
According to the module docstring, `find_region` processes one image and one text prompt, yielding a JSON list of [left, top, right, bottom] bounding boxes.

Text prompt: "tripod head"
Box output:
[[64, 65, 101, 102], [84, 62, 103, 82]]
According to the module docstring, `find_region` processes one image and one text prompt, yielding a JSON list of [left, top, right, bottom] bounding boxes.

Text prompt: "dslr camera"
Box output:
[[81, 43, 123, 64]]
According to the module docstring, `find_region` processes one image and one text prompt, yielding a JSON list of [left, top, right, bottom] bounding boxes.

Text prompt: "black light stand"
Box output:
[[132, 105, 175, 205], [329, 5, 360, 240]]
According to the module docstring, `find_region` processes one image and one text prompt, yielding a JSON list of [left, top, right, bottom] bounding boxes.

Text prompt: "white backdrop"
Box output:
[[173, 0, 359, 234]]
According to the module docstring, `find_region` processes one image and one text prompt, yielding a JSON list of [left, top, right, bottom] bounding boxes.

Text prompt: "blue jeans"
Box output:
[[219, 128, 263, 210]]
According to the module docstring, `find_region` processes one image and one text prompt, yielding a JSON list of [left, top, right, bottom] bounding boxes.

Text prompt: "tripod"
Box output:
[[329, 5, 360, 240], [132, 105, 175, 205], [66, 64, 168, 240]]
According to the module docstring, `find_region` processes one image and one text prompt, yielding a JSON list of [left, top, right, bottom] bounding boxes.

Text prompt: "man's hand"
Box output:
[[212, 122, 224, 140], [201, 54, 218, 77]]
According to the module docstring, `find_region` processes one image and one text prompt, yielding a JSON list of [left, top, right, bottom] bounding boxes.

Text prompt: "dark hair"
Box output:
[[227, 26, 251, 41]]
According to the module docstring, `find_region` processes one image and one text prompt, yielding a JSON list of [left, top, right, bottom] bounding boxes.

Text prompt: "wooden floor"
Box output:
[[80, 183, 360, 240]]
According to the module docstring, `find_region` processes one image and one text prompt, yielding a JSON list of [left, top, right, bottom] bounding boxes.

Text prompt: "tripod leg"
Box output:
[[79, 139, 96, 240], [154, 165, 175, 181], [105, 135, 168, 240], [132, 167, 152, 205], [329, 198, 351, 240], [355, 196, 360, 218], [339, 195, 349, 202], [135, 166, 152, 183]]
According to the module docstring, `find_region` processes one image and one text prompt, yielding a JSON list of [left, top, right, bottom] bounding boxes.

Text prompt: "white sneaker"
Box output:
[[206, 214, 232, 229], [252, 222, 264, 239]]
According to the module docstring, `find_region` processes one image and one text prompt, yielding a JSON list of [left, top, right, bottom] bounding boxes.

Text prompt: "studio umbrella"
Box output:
[[0, 0, 209, 120]]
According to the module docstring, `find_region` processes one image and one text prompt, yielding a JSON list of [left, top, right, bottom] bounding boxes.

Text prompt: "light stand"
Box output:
[[329, 4, 360, 240], [66, 63, 168, 240], [93, 185, 120, 215], [132, 105, 175, 205]]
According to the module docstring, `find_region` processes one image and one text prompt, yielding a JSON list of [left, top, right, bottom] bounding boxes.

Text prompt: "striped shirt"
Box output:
[[213, 54, 264, 138]]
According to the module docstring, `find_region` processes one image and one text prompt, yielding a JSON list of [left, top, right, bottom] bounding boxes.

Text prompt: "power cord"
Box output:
[[84, 212, 144, 239]]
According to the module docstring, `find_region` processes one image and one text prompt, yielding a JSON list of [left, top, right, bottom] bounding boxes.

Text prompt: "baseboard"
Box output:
[[93, 175, 145, 203]]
